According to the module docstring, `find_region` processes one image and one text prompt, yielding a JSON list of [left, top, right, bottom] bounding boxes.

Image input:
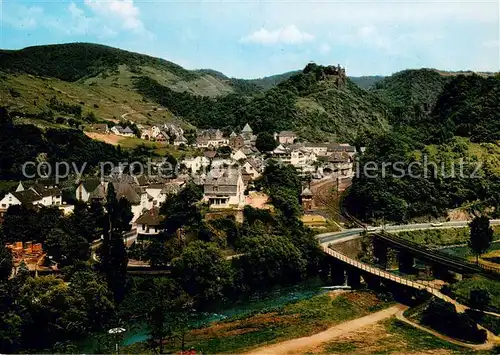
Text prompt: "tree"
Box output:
[[255, 132, 277, 153], [171, 241, 233, 302], [215, 145, 232, 158], [470, 288, 491, 311], [68, 268, 115, 331], [99, 184, 130, 303], [45, 228, 90, 267], [98, 231, 128, 304], [0, 244, 13, 280], [2, 205, 39, 243], [66, 201, 100, 243], [237, 234, 307, 289], [0, 281, 22, 353], [19, 275, 88, 351], [160, 182, 203, 235], [146, 278, 183, 353], [469, 216, 493, 264]]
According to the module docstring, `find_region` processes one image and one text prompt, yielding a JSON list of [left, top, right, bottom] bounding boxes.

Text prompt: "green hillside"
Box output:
[[247, 70, 301, 90], [135, 63, 391, 141], [0, 43, 258, 126], [426, 74, 500, 143], [349, 76, 385, 89], [370, 69, 450, 125], [344, 73, 500, 223]]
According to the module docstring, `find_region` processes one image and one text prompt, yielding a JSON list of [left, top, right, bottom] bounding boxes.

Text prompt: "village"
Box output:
[[0, 121, 361, 271]]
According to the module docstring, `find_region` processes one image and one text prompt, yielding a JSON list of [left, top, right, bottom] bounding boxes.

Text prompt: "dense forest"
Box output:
[[344, 74, 500, 223]]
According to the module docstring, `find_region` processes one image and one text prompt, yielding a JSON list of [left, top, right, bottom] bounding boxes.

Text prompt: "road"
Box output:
[[316, 220, 500, 247]]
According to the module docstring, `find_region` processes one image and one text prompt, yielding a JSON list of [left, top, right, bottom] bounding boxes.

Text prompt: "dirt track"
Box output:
[[245, 305, 406, 355]]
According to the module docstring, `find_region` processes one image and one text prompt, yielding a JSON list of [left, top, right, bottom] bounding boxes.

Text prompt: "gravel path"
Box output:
[[245, 305, 406, 355]]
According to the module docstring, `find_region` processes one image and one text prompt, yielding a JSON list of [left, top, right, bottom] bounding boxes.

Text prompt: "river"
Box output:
[[81, 277, 331, 352]]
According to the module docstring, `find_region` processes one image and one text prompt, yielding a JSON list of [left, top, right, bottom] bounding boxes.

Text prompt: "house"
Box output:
[[203, 150, 217, 159], [134, 207, 164, 240], [231, 149, 247, 161], [156, 183, 181, 204], [121, 126, 135, 137], [75, 178, 102, 202], [229, 133, 245, 150], [196, 136, 210, 148], [277, 131, 297, 144], [241, 145, 260, 156], [155, 131, 170, 144], [0, 182, 63, 215], [203, 169, 245, 209], [303, 143, 328, 156], [196, 129, 228, 148], [181, 156, 210, 174], [92, 124, 109, 134], [111, 125, 135, 137], [241, 123, 254, 141], [301, 187, 313, 210], [328, 152, 354, 177], [140, 126, 161, 140], [242, 159, 261, 179], [173, 135, 188, 146], [0, 190, 42, 213], [328, 144, 357, 158]]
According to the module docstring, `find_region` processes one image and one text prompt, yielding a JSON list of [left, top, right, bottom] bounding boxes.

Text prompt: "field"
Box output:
[[122, 290, 393, 354], [317, 318, 466, 354]]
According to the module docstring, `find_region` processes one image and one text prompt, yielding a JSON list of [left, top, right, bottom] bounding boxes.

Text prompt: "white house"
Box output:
[[181, 156, 211, 174], [231, 149, 247, 161], [0, 183, 63, 215], [203, 169, 245, 209], [111, 126, 135, 137], [242, 160, 261, 179], [303, 143, 328, 156], [75, 178, 102, 202], [277, 131, 297, 144], [134, 207, 164, 241]]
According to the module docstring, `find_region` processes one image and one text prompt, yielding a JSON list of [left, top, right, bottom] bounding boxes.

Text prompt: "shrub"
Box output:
[[421, 298, 487, 344]]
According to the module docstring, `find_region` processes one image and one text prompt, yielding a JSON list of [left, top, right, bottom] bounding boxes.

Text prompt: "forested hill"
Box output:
[[370, 69, 450, 125], [246, 71, 384, 91], [0, 43, 246, 97], [134, 63, 391, 142], [425, 74, 500, 143]]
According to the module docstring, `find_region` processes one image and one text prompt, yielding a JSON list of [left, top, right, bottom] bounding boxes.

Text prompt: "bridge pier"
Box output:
[[362, 273, 380, 290], [330, 259, 346, 285], [431, 264, 454, 281], [398, 250, 415, 274], [373, 238, 388, 269], [346, 267, 361, 288]]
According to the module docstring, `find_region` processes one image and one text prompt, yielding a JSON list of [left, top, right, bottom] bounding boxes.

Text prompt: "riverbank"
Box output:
[[121, 290, 393, 354]]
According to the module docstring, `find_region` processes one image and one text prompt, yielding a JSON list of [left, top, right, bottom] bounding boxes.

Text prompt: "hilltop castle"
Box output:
[[303, 62, 347, 87]]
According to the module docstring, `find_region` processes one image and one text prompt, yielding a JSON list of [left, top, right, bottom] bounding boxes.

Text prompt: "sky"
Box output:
[[0, 0, 499, 78]]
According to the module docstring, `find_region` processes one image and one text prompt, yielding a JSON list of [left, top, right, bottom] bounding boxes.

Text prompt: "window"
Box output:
[[1, 204, 6, 207]]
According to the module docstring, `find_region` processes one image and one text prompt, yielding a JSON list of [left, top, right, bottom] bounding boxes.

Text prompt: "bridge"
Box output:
[[316, 220, 500, 290]]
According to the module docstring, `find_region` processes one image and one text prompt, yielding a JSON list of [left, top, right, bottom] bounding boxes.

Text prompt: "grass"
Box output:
[[449, 276, 500, 312], [116, 136, 196, 158], [395, 228, 471, 247], [121, 291, 393, 354], [322, 318, 466, 354]]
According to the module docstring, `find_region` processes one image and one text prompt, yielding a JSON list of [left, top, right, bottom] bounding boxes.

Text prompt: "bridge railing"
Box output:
[[323, 246, 460, 302], [374, 232, 490, 273]]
